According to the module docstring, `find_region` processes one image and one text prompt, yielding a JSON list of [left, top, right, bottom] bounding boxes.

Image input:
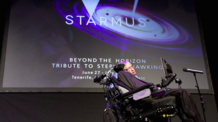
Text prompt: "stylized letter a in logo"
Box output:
[[82, 0, 100, 17]]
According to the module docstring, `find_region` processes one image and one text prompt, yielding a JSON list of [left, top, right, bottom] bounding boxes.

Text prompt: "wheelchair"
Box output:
[[94, 68, 181, 122]]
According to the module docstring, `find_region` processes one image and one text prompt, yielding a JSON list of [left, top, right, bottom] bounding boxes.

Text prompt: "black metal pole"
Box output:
[[193, 73, 206, 122]]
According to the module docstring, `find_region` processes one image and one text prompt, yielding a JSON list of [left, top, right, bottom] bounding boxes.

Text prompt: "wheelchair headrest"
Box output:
[[113, 64, 125, 73]]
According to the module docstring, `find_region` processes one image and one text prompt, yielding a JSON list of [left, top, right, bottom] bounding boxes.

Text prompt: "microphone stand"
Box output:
[[193, 72, 206, 122]]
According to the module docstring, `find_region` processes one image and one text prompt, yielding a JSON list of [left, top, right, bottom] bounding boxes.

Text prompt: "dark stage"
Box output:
[[0, 93, 217, 122]]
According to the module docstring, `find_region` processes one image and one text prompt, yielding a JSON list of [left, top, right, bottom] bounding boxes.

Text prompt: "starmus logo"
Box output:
[[65, 0, 146, 27], [82, 0, 100, 17]]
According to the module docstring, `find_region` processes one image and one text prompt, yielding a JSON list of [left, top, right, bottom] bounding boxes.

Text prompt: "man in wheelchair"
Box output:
[[94, 61, 204, 122]]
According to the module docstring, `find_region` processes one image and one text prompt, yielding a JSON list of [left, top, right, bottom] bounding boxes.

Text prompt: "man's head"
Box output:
[[115, 61, 136, 75]]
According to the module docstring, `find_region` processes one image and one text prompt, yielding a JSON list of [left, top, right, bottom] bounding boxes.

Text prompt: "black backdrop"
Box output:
[[0, 0, 218, 122]]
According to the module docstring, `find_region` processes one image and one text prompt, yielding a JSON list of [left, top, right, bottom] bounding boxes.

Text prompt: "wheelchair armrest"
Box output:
[[121, 83, 154, 98], [151, 88, 166, 97]]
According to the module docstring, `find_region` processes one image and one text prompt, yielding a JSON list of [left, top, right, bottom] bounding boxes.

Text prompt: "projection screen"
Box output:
[[0, 0, 213, 93]]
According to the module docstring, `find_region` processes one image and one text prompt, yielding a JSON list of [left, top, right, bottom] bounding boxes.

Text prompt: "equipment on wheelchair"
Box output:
[[160, 57, 182, 88], [93, 67, 179, 122]]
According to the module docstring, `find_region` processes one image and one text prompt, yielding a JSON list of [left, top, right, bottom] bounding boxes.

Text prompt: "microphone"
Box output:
[[183, 67, 203, 74]]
